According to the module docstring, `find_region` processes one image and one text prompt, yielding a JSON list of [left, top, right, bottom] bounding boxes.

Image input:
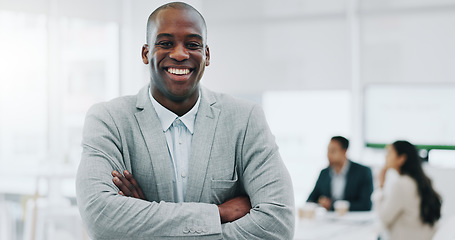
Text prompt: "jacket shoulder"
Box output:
[[319, 167, 331, 177], [87, 95, 137, 117], [348, 161, 372, 178], [203, 88, 258, 115], [350, 161, 371, 171]]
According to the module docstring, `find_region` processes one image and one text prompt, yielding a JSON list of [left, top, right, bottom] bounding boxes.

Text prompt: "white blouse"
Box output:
[[372, 169, 438, 240]]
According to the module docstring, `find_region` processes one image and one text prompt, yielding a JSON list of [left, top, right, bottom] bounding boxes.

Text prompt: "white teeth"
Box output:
[[167, 68, 190, 75]]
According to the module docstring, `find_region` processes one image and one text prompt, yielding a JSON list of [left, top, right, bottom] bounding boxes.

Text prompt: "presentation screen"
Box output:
[[364, 84, 455, 148]]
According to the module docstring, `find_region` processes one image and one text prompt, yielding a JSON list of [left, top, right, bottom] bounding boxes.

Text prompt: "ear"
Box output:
[[142, 44, 149, 64], [205, 45, 210, 66], [397, 154, 407, 167]]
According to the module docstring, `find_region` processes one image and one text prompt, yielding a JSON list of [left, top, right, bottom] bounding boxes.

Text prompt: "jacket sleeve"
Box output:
[[220, 105, 295, 240], [76, 104, 222, 240], [349, 167, 373, 211], [372, 170, 406, 227], [307, 171, 325, 203]]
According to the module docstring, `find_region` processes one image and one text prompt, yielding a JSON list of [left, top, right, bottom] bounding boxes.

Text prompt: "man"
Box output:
[[76, 2, 294, 240], [307, 136, 373, 211]]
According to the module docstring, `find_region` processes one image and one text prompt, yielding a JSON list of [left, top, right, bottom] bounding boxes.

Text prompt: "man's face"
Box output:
[[143, 8, 210, 102], [327, 140, 346, 166]]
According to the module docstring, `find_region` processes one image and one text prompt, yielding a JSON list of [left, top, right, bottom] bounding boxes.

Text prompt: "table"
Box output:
[[294, 211, 381, 240]]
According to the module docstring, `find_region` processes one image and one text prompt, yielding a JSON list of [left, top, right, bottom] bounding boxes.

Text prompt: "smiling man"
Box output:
[[76, 2, 294, 240]]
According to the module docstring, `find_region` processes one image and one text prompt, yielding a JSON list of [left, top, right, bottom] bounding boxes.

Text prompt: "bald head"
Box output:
[[146, 2, 207, 44]]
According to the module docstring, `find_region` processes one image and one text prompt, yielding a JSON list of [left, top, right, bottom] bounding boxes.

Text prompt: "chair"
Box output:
[[22, 175, 89, 240]]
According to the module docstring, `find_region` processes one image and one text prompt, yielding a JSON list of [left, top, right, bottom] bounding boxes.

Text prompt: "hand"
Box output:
[[318, 196, 332, 210], [112, 170, 146, 200], [218, 196, 252, 223], [378, 167, 387, 189]]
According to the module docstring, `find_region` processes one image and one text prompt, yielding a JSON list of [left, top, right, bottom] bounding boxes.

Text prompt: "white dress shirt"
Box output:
[[149, 88, 201, 203], [330, 160, 350, 201]]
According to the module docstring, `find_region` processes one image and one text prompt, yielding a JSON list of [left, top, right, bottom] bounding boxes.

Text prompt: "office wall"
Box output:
[[121, 0, 455, 97]]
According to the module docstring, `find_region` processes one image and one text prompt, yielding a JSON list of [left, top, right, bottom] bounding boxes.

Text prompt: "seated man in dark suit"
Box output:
[[307, 136, 373, 211]]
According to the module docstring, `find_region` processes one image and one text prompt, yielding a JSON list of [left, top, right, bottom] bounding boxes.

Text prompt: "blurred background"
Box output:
[[1, 0, 455, 239]]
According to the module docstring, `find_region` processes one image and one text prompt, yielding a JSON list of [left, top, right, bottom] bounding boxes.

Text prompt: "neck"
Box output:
[[333, 159, 347, 174], [392, 166, 402, 174], [152, 89, 199, 117]]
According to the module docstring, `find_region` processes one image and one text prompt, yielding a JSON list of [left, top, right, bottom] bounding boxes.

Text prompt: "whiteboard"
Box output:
[[364, 85, 455, 147]]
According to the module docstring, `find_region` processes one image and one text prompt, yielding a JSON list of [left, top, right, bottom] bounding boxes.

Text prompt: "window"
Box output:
[[0, 11, 48, 165], [262, 90, 351, 204], [0, 11, 119, 168]]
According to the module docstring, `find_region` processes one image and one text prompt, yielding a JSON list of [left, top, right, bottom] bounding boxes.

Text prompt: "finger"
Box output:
[[113, 176, 130, 195], [119, 191, 125, 196], [114, 171, 140, 198], [112, 170, 141, 199], [124, 170, 145, 199], [112, 170, 126, 180], [124, 170, 144, 199], [112, 171, 123, 188], [118, 171, 140, 198], [113, 176, 133, 197]]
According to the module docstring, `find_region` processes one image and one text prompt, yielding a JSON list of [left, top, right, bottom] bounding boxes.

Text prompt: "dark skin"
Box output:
[[112, 7, 251, 223], [112, 170, 251, 223], [142, 8, 209, 116]]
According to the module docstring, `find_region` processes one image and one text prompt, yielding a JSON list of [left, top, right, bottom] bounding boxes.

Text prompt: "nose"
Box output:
[[169, 43, 189, 62]]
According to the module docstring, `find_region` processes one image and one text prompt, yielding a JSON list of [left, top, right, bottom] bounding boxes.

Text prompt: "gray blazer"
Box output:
[[76, 85, 295, 240]]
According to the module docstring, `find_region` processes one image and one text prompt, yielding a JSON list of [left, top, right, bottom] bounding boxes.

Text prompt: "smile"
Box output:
[[166, 67, 192, 75]]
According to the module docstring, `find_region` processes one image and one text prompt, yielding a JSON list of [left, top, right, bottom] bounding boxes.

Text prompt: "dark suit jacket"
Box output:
[[307, 160, 373, 211]]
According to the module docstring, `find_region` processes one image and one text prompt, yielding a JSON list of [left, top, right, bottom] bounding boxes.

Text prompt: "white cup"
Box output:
[[334, 200, 350, 216], [298, 202, 318, 219]]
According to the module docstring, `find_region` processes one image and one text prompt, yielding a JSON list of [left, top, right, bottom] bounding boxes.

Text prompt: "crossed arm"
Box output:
[[112, 170, 251, 223], [77, 103, 295, 240]]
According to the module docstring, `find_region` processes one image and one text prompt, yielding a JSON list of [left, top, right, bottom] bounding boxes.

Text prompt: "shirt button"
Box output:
[[178, 139, 182, 144], [181, 171, 187, 178]]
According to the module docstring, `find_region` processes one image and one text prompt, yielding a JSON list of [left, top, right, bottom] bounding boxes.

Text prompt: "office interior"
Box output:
[[1, 0, 455, 239]]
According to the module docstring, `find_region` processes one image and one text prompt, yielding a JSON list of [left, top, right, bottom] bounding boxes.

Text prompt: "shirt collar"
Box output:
[[330, 159, 350, 177], [148, 88, 200, 134]]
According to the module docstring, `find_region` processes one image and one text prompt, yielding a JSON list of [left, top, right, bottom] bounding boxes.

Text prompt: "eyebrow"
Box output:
[[187, 34, 203, 41], [155, 33, 203, 41], [156, 33, 173, 40]]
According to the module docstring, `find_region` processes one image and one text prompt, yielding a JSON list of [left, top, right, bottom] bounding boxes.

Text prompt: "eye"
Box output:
[[155, 41, 173, 48], [186, 42, 202, 49]]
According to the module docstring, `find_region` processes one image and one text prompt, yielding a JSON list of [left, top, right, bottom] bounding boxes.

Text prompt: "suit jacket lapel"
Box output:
[[325, 170, 332, 198], [134, 86, 175, 202], [185, 88, 220, 202]]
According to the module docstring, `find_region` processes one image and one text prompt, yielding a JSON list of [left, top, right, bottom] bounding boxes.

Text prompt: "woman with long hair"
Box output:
[[373, 140, 442, 240]]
